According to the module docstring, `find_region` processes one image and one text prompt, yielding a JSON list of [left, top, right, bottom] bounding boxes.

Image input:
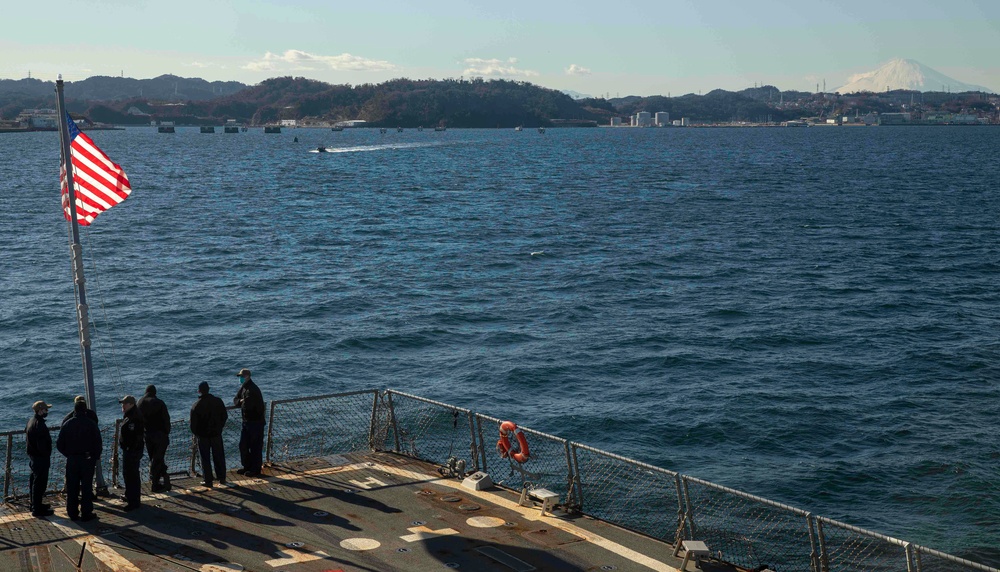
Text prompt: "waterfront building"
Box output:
[[655, 112, 670, 126]]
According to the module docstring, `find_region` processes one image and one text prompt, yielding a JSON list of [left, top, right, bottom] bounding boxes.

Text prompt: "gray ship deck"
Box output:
[[0, 451, 686, 571]]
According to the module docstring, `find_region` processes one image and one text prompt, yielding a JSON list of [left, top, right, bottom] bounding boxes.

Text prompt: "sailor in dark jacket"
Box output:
[[57, 401, 103, 521], [61, 395, 98, 427], [25, 401, 53, 517], [191, 382, 229, 487], [118, 395, 145, 511], [136, 385, 171, 492], [234, 368, 265, 477]]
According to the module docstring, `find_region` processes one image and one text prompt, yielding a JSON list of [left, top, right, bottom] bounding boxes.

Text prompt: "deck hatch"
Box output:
[[476, 546, 536, 571]]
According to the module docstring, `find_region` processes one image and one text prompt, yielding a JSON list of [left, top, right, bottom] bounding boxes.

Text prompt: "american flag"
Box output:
[[60, 113, 131, 226]]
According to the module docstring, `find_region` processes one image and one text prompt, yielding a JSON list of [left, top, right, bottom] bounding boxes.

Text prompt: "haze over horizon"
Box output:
[[3, 0, 998, 97]]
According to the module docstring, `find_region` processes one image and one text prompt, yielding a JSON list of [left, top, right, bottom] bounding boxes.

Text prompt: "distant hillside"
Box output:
[[2, 74, 995, 126], [0, 74, 247, 106], [78, 76, 602, 128]]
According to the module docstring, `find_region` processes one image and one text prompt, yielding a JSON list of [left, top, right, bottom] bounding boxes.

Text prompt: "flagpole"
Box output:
[[55, 76, 109, 493]]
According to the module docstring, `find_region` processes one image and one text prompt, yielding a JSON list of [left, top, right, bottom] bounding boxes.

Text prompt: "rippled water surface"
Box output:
[[2, 125, 999, 563]]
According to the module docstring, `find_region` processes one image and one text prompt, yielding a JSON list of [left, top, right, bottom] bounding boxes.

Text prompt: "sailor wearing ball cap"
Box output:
[[25, 401, 53, 517], [118, 395, 145, 511], [234, 368, 265, 477]]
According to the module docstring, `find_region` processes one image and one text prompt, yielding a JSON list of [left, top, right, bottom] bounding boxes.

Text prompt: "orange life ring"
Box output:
[[496, 420, 530, 463]]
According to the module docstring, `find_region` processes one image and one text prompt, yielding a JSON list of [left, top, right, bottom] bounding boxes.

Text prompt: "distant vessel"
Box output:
[[380, 128, 388, 134], [515, 125, 523, 132], [200, 126, 215, 134], [331, 126, 344, 132], [224, 119, 241, 133], [538, 127, 546, 133], [397, 127, 403, 132], [434, 126, 447, 132], [264, 126, 281, 133], [157, 122, 175, 133], [784, 120, 810, 127]]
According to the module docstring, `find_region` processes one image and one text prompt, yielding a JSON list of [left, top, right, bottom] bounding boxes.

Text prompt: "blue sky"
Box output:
[[3, 0, 998, 95]]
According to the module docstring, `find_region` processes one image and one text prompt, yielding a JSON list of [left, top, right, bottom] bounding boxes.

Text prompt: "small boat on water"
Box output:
[[157, 121, 175, 133], [434, 126, 446, 132], [331, 126, 344, 132], [264, 125, 281, 133], [538, 127, 546, 133], [515, 125, 523, 132], [379, 128, 388, 134], [200, 126, 216, 134]]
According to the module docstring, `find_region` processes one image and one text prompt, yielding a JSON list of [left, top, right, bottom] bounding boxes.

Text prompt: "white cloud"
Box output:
[[463, 58, 538, 78], [566, 64, 591, 76], [243, 50, 396, 73], [186, 61, 214, 69]]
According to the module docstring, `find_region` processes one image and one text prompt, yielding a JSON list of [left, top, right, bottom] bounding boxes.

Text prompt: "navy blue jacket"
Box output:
[[190, 393, 228, 438], [119, 407, 145, 452], [25, 414, 52, 458], [57, 411, 103, 458], [234, 379, 266, 423], [136, 392, 171, 434]]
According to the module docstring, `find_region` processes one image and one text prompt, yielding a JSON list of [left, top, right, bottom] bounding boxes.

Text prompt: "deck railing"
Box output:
[[3, 389, 996, 572]]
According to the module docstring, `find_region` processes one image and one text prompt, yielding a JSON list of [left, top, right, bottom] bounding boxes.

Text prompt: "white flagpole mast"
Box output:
[[55, 76, 109, 493]]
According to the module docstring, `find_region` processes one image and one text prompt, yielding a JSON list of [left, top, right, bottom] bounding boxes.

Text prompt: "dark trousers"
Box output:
[[197, 435, 226, 484], [144, 431, 169, 485], [122, 448, 143, 505], [65, 455, 96, 519], [28, 455, 49, 512], [239, 421, 265, 474]]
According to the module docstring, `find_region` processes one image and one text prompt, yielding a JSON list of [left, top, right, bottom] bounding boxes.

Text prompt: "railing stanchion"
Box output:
[[266, 400, 276, 465], [569, 443, 583, 510], [4, 434, 13, 500], [387, 392, 401, 453], [111, 419, 121, 488], [807, 513, 820, 572], [368, 391, 380, 450], [817, 519, 830, 572], [466, 411, 479, 472], [475, 414, 489, 474]]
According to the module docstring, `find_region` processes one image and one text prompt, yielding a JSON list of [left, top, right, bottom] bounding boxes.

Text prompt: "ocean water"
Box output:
[[1, 125, 999, 563]]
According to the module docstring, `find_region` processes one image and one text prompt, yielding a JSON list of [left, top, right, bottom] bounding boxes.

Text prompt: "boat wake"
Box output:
[[309, 142, 447, 154]]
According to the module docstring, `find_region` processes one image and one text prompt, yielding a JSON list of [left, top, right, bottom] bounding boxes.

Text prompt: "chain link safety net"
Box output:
[[682, 476, 815, 571], [476, 413, 574, 503], [381, 391, 477, 470], [2, 424, 116, 501], [2, 391, 1000, 572], [267, 391, 380, 465], [572, 443, 682, 543], [914, 546, 997, 572], [131, 418, 198, 485], [817, 517, 911, 572]]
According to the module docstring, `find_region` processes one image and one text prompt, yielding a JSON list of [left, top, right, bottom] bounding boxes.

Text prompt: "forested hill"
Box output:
[[78, 77, 603, 128], [6, 75, 986, 127]]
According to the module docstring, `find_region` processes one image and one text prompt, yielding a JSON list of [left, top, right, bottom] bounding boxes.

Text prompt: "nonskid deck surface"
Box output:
[[0, 452, 685, 571]]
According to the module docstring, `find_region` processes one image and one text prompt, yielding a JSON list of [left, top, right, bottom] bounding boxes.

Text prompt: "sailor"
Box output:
[[60, 396, 109, 497], [118, 395, 145, 511], [136, 385, 171, 492], [61, 395, 98, 427], [25, 401, 53, 517], [57, 400, 102, 522], [234, 368, 265, 477], [191, 381, 228, 487]]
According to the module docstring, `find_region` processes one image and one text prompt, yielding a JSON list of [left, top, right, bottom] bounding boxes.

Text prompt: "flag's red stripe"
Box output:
[[59, 115, 131, 226]]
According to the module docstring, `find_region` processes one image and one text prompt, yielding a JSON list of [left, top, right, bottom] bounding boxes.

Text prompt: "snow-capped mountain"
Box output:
[[836, 58, 994, 94]]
